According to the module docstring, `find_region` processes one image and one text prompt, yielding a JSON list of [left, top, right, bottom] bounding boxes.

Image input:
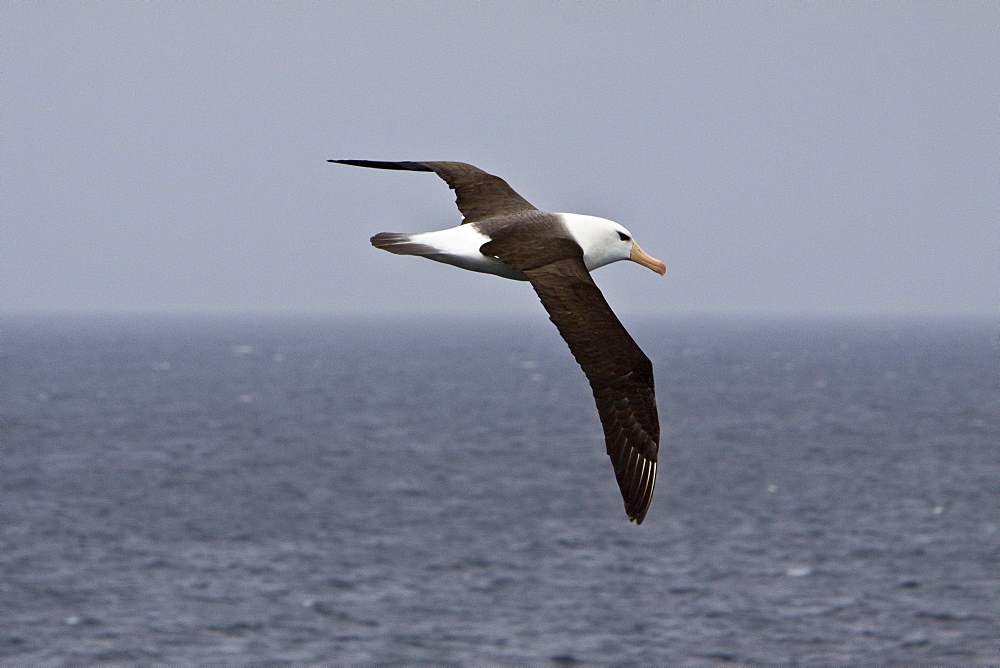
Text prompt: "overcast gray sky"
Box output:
[[3, 2, 997, 317]]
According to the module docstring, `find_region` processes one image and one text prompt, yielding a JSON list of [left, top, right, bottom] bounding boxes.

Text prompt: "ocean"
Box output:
[[1, 313, 997, 664]]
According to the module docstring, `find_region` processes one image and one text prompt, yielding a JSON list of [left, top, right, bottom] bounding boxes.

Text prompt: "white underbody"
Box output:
[[404, 213, 631, 281], [407, 223, 527, 280]]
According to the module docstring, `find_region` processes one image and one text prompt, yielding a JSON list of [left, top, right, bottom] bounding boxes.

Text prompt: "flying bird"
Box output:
[[329, 160, 666, 524]]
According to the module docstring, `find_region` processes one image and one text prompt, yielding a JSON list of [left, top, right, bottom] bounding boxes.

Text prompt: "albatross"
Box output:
[[330, 160, 666, 524]]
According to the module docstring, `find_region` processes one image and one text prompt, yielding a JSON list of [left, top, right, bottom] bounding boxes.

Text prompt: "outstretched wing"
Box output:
[[329, 160, 538, 224], [481, 230, 660, 524]]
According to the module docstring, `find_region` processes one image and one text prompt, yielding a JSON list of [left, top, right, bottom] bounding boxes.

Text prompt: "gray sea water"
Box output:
[[0, 314, 997, 664]]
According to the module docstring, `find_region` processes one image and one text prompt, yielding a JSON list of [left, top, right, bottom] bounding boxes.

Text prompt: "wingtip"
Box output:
[[326, 160, 433, 172]]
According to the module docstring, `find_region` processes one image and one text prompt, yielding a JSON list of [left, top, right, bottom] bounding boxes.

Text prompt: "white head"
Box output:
[[558, 213, 667, 275]]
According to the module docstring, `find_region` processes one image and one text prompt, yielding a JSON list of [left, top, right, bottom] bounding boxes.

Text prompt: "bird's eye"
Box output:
[[617, 231, 631, 242]]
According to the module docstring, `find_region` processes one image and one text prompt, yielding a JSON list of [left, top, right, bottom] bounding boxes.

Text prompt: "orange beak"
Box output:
[[630, 242, 667, 275]]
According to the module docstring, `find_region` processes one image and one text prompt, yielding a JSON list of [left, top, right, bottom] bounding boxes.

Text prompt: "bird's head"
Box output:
[[561, 214, 667, 275]]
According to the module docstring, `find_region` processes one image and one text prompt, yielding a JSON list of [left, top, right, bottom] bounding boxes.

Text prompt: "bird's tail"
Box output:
[[370, 232, 439, 256]]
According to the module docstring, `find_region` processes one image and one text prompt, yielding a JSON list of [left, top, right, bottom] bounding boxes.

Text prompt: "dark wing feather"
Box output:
[[481, 232, 660, 524], [328, 160, 538, 224]]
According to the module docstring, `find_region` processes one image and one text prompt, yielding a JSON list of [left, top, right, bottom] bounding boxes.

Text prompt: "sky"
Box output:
[[3, 2, 997, 317]]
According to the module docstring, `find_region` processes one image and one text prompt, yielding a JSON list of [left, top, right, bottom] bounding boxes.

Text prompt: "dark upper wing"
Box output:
[[328, 160, 538, 224], [481, 230, 660, 524]]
